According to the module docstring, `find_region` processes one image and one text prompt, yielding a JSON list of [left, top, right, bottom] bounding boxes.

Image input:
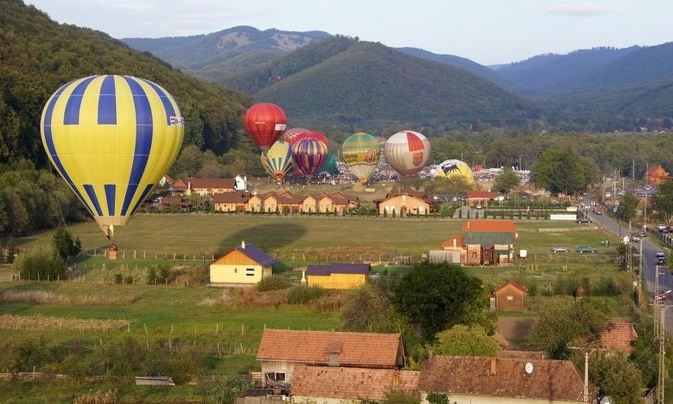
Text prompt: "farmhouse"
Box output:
[[466, 191, 497, 207], [291, 365, 419, 403], [208, 241, 277, 287], [255, 329, 405, 389], [374, 188, 436, 216], [418, 355, 593, 404], [211, 191, 251, 213], [463, 220, 517, 265], [177, 177, 237, 196], [304, 263, 370, 289]]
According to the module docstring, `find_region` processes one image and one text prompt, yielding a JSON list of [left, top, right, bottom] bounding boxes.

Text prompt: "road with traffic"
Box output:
[[583, 203, 673, 331]]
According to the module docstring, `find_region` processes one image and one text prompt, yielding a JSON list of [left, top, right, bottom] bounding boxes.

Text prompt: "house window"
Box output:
[[246, 268, 255, 277], [266, 372, 285, 381], [234, 268, 237, 274]]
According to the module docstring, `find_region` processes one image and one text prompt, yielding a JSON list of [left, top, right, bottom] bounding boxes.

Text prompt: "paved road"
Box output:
[[584, 206, 673, 331]]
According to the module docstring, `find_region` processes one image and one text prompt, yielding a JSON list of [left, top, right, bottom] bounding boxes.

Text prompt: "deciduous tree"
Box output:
[[432, 324, 500, 357], [392, 261, 492, 341]]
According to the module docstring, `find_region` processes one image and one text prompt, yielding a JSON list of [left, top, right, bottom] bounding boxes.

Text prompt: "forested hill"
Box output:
[[230, 38, 540, 133], [123, 26, 330, 83], [0, 0, 252, 169]]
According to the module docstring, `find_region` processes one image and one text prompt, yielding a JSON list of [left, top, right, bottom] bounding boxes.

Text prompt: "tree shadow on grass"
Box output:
[[215, 222, 306, 258]]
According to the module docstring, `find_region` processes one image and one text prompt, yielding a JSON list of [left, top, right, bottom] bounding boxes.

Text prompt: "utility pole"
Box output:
[[568, 346, 602, 404], [658, 305, 672, 404], [639, 238, 644, 306]]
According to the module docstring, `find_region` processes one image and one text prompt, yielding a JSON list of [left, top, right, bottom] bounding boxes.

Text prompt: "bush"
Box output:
[[15, 246, 66, 281], [114, 273, 123, 284], [287, 285, 326, 304], [257, 276, 290, 292]]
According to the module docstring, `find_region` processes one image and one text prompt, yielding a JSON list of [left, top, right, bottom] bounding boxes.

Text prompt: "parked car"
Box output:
[[576, 246, 597, 254], [576, 217, 592, 223], [551, 246, 569, 253]]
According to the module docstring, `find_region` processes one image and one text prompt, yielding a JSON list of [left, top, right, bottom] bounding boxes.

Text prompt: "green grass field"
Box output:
[[0, 213, 634, 402]]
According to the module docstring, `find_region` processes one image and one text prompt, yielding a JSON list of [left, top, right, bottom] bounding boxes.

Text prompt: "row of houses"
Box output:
[[159, 176, 517, 216], [240, 327, 635, 403]]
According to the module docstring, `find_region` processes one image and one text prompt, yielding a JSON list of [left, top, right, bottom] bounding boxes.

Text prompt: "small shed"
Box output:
[[305, 263, 370, 289], [494, 281, 527, 311]]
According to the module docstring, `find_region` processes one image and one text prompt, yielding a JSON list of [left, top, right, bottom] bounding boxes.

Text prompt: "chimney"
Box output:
[[241, 241, 246, 249], [490, 358, 497, 375], [453, 238, 457, 248]]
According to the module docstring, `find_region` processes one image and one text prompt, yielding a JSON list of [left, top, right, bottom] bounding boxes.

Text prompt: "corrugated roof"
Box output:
[[306, 263, 371, 276], [257, 329, 403, 368], [419, 355, 589, 402], [237, 243, 277, 267], [291, 365, 419, 401]]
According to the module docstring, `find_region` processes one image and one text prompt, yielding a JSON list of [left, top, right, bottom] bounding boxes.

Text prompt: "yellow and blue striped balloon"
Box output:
[[40, 75, 184, 237]]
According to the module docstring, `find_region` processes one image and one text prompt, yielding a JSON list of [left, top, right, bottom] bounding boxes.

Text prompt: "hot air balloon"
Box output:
[[341, 132, 380, 184], [261, 140, 295, 182], [244, 103, 287, 152], [431, 159, 475, 185], [40, 75, 184, 253], [283, 127, 309, 144], [318, 153, 339, 175], [383, 130, 431, 177], [292, 138, 328, 183], [292, 130, 330, 148]]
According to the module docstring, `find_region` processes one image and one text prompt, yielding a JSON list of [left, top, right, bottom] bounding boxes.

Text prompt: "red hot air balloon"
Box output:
[[244, 103, 287, 152]]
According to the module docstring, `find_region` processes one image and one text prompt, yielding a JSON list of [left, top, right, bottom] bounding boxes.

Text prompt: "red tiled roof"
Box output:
[[441, 236, 463, 249], [257, 329, 403, 368], [419, 355, 590, 402], [466, 191, 497, 199], [462, 220, 517, 233], [600, 321, 637, 353], [291, 365, 419, 401], [211, 192, 252, 203], [495, 280, 528, 294]]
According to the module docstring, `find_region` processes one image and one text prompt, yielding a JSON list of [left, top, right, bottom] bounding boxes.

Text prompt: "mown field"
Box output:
[[0, 213, 633, 402]]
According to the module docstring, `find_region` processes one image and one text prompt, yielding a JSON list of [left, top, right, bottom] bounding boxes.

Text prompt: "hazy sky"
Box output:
[[25, 0, 673, 65]]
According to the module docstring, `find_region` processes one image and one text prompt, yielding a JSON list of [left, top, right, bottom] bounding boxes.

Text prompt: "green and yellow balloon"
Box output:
[[40, 75, 184, 241], [341, 132, 380, 184]]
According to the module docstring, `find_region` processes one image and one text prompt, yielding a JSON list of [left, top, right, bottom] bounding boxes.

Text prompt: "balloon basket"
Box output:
[[108, 246, 118, 261]]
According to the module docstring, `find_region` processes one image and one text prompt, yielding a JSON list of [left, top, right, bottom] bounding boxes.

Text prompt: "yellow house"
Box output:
[[209, 241, 277, 287], [374, 189, 434, 216], [305, 263, 370, 289]]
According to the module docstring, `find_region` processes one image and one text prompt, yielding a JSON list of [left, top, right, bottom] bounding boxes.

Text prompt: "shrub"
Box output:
[[15, 246, 66, 281], [258, 276, 290, 292], [287, 285, 326, 304], [114, 273, 123, 284]]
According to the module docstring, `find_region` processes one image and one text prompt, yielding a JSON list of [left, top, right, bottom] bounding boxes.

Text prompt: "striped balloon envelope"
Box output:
[[291, 138, 328, 183], [40, 75, 184, 239], [261, 140, 295, 182]]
